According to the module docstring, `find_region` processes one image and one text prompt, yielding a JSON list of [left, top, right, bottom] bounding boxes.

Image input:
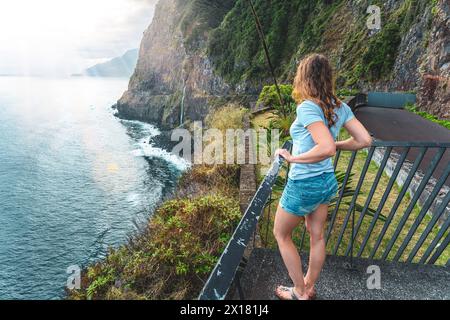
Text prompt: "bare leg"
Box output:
[[273, 205, 309, 299], [304, 204, 328, 294]]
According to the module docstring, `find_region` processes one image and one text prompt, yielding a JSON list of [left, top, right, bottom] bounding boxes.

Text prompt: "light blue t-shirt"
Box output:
[[288, 100, 355, 180]]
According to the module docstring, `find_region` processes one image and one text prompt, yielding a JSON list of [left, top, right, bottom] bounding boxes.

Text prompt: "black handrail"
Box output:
[[198, 141, 292, 300]]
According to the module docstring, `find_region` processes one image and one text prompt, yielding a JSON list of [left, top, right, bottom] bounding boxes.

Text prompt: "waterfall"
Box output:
[[180, 81, 186, 126]]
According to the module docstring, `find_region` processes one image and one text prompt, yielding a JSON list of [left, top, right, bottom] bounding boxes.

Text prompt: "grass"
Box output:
[[252, 111, 276, 130], [406, 104, 450, 130], [331, 146, 448, 265], [253, 112, 449, 266]]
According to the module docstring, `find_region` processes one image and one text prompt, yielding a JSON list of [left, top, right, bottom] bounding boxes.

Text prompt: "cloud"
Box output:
[[78, 1, 157, 59], [0, 0, 158, 76]]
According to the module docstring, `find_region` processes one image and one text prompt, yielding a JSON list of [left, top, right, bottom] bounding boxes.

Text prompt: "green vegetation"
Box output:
[[68, 106, 248, 300], [431, 0, 439, 16], [257, 85, 360, 109], [257, 84, 294, 109], [69, 166, 241, 300], [204, 0, 434, 87], [177, 0, 235, 51], [207, 0, 343, 84], [255, 84, 296, 139], [362, 23, 402, 81], [360, 0, 430, 82], [406, 104, 450, 130], [336, 88, 360, 99]]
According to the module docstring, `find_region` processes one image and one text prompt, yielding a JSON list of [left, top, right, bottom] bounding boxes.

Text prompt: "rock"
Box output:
[[416, 0, 450, 119], [116, 0, 232, 129], [116, 0, 450, 126]]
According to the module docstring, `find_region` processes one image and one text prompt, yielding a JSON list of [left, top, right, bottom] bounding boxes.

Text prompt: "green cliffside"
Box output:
[[116, 0, 449, 128]]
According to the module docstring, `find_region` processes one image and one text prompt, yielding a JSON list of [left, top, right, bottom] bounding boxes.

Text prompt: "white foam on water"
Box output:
[[121, 119, 161, 137], [134, 138, 190, 171], [123, 119, 190, 171]]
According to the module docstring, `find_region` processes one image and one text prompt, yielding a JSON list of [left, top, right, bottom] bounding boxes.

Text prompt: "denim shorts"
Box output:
[[280, 172, 338, 217]]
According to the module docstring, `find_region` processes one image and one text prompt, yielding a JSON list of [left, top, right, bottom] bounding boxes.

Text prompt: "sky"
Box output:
[[0, 0, 158, 76]]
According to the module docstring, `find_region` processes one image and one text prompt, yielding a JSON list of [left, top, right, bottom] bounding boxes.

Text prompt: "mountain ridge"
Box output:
[[116, 0, 449, 129], [85, 49, 139, 78]]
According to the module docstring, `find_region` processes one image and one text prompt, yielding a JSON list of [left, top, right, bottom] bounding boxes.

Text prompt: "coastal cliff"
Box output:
[[116, 0, 450, 128], [116, 0, 234, 128]]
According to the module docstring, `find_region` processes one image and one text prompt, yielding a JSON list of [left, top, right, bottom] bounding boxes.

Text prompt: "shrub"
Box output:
[[205, 104, 247, 131], [69, 194, 241, 300], [336, 88, 360, 99], [362, 23, 402, 81], [257, 84, 294, 109], [178, 164, 240, 198]]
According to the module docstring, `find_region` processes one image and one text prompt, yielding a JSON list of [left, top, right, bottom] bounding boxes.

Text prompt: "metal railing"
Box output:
[[198, 141, 292, 300], [327, 141, 449, 264], [199, 140, 450, 300]]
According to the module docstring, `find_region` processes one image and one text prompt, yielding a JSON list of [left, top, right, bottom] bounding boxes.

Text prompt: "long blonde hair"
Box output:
[[292, 54, 341, 127]]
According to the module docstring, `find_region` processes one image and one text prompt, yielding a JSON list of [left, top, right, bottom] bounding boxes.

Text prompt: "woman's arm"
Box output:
[[276, 121, 336, 164], [335, 118, 372, 151]]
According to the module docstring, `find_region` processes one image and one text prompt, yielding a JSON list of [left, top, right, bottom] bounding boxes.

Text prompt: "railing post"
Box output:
[[333, 147, 377, 255], [326, 151, 357, 245], [369, 146, 427, 259], [381, 148, 446, 260], [355, 147, 409, 257]]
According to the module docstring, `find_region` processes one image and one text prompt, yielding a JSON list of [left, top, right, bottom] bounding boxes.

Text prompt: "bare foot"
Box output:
[[304, 279, 317, 300], [275, 286, 310, 300]]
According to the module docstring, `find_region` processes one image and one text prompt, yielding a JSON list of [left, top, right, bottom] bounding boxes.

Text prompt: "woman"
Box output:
[[274, 54, 372, 300]]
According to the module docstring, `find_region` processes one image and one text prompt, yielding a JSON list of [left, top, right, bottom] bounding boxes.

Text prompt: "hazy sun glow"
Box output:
[[0, 0, 156, 76]]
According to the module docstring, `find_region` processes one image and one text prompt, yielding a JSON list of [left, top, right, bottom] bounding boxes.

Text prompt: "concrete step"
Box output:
[[237, 248, 450, 300]]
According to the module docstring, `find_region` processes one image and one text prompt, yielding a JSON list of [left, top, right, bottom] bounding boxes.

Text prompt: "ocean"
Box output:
[[0, 76, 187, 299]]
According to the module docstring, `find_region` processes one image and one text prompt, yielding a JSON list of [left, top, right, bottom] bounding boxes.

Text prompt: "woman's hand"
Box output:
[[275, 149, 293, 162]]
